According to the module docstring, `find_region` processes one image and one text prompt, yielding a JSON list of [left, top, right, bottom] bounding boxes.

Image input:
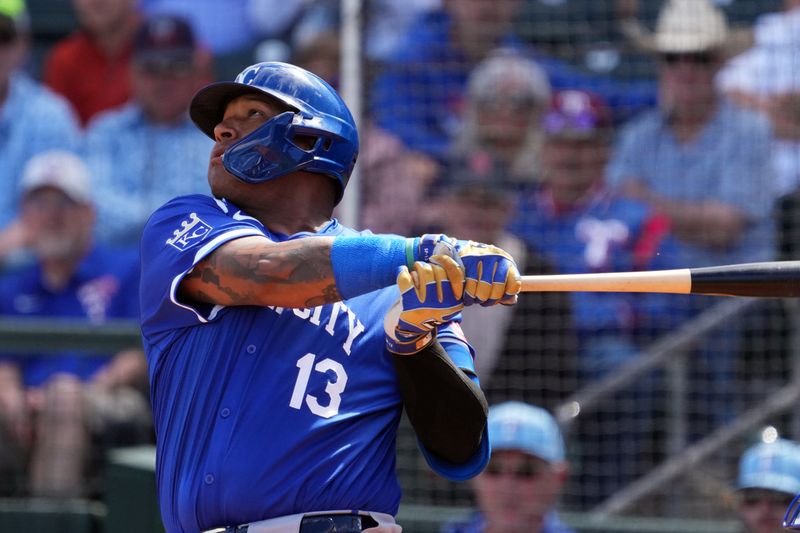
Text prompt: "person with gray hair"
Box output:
[[451, 46, 553, 188], [451, 48, 552, 188]]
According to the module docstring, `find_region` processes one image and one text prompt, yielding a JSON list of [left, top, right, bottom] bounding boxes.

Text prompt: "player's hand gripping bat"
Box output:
[[519, 261, 800, 297]]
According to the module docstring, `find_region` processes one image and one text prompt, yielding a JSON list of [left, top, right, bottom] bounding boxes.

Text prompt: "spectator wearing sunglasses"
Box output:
[[736, 438, 800, 533], [442, 401, 573, 533], [606, 0, 777, 438]]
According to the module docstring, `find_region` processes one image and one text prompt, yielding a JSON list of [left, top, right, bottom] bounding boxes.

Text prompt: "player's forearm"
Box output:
[[393, 339, 488, 464], [180, 234, 414, 308], [180, 236, 342, 308]]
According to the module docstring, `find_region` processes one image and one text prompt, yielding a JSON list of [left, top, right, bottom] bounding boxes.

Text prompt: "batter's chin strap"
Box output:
[[392, 339, 487, 464]]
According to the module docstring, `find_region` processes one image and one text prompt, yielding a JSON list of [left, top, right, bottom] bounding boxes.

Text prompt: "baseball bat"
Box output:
[[519, 261, 800, 297]]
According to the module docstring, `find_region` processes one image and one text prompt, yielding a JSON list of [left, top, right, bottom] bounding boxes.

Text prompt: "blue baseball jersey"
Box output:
[[139, 194, 488, 533], [0, 245, 140, 387]]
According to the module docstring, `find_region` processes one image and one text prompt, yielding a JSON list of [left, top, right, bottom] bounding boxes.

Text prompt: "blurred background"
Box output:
[[2, 0, 800, 531]]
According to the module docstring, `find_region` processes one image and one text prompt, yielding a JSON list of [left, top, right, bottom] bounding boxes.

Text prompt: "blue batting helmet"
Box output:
[[189, 62, 359, 204]]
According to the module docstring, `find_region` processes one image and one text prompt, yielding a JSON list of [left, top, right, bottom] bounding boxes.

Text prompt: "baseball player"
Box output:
[[139, 61, 521, 533]]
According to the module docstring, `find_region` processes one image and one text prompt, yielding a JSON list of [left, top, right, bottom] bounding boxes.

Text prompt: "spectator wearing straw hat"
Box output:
[[605, 0, 778, 437], [736, 438, 800, 533], [441, 401, 574, 533], [607, 0, 776, 270]]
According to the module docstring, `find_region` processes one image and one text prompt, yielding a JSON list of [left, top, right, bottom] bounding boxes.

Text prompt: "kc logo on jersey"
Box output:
[[167, 212, 213, 251]]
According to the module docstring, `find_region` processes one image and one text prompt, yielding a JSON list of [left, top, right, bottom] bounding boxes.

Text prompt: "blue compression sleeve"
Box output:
[[331, 236, 420, 299]]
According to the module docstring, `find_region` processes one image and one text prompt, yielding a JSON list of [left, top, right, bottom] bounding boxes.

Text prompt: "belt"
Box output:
[[212, 512, 382, 533]]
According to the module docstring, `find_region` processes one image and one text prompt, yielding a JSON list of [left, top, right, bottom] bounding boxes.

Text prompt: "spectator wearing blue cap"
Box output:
[[736, 438, 800, 533], [442, 401, 574, 533]]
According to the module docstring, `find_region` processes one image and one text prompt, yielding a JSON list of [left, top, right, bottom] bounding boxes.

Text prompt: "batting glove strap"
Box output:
[[385, 328, 436, 356], [415, 234, 464, 269]]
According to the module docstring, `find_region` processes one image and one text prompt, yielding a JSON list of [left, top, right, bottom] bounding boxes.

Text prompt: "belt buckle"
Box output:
[[299, 513, 378, 532]]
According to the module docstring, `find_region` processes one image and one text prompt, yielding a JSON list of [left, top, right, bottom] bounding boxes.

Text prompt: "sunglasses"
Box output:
[[484, 456, 550, 479], [475, 94, 539, 112], [740, 489, 794, 507], [660, 52, 716, 66]]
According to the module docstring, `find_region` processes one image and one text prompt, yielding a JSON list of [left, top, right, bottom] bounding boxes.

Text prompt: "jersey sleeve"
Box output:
[[139, 195, 267, 337]]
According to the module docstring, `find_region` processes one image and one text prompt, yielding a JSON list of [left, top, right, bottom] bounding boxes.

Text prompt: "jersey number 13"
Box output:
[[289, 353, 348, 419]]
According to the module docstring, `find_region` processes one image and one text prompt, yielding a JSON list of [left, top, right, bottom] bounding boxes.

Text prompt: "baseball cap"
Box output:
[[133, 14, 196, 70], [653, 0, 728, 54], [20, 150, 92, 204], [488, 401, 565, 463], [542, 89, 613, 141], [737, 439, 800, 496], [0, 0, 27, 44]]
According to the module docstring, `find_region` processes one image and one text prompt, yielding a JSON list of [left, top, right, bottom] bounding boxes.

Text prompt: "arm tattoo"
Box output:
[[184, 239, 342, 306]]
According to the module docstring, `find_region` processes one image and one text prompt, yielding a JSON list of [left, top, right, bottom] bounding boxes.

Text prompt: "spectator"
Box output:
[[448, 49, 551, 188], [735, 438, 800, 533], [255, 0, 440, 63], [141, 0, 256, 56], [0, 0, 81, 246], [370, 0, 525, 158], [427, 52, 576, 411], [83, 14, 213, 246], [607, 0, 776, 269], [141, 0, 260, 79], [717, 0, 800, 197], [441, 401, 573, 533], [0, 150, 148, 498], [509, 89, 684, 506], [43, 0, 141, 127], [606, 0, 778, 437], [370, 0, 657, 160]]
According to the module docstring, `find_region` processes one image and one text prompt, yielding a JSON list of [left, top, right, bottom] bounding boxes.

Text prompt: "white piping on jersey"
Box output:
[[169, 227, 264, 323]]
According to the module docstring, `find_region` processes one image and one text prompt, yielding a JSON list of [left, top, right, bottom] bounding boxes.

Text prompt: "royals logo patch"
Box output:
[[166, 212, 213, 251]]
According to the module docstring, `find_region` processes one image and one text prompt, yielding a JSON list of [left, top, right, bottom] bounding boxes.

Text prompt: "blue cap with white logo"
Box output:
[[738, 439, 800, 495], [488, 401, 565, 463]]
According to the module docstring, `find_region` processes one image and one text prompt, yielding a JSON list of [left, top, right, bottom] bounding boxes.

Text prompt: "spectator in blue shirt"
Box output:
[[83, 14, 213, 246], [0, 150, 147, 498], [0, 0, 81, 253], [370, 0, 657, 160], [370, 0, 525, 159], [442, 401, 573, 533], [606, 0, 778, 436]]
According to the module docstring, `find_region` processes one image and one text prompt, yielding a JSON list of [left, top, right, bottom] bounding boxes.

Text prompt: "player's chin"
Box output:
[[208, 164, 234, 190]]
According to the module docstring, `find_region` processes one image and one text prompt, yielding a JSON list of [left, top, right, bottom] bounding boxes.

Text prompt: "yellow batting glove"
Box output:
[[457, 241, 522, 306], [384, 256, 465, 355]]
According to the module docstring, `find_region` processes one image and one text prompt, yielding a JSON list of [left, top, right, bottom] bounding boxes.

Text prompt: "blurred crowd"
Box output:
[[0, 0, 799, 527]]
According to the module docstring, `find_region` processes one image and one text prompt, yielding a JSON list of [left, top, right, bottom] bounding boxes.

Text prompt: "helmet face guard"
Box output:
[[222, 110, 357, 193]]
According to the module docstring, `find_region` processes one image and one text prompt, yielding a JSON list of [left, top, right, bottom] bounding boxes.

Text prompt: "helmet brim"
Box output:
[[189, 82, 275, 139]]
